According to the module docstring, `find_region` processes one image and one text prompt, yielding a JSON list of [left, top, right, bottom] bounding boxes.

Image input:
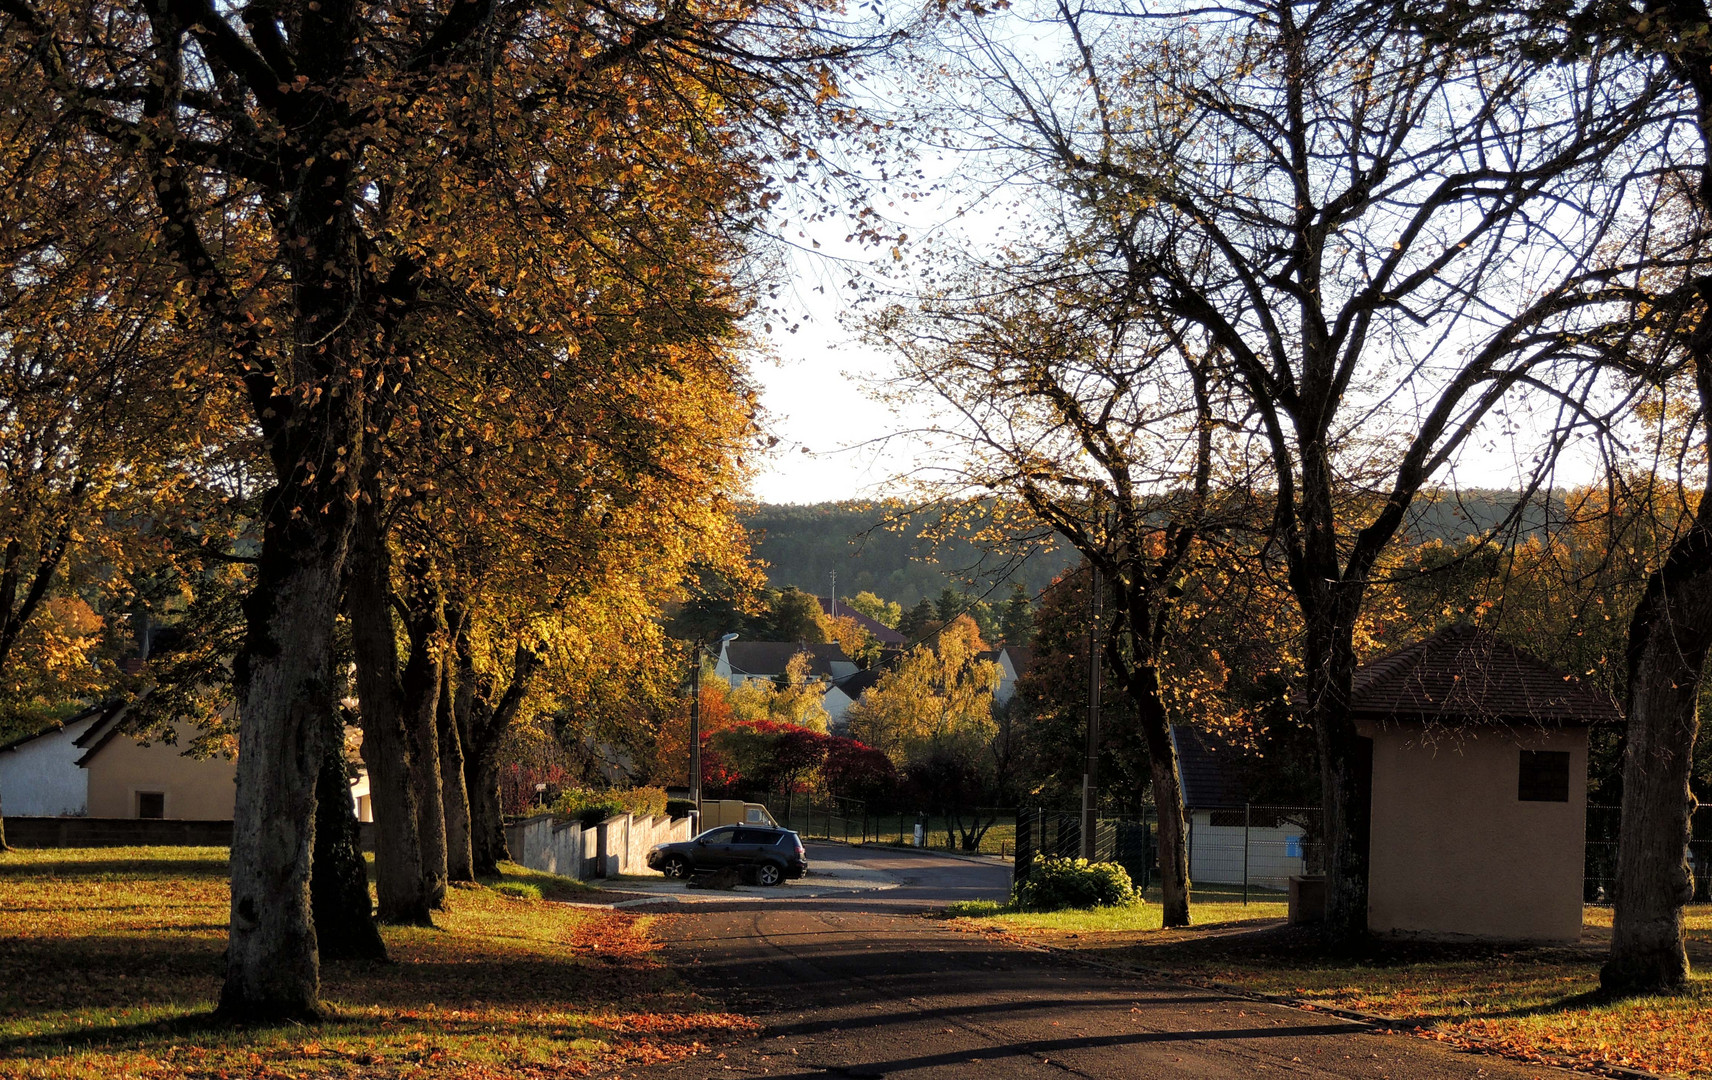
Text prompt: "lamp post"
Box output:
[[690, 632, 740, 814]]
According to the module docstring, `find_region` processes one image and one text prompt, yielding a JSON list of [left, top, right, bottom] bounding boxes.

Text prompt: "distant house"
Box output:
[[716, 640, 861, 727], [1350, 624, 1617, 944], [0, 698, 372, 822], [817, 597, 907, 646], [980, 646, 1033, 706], [1169, 725, 1312, 890]]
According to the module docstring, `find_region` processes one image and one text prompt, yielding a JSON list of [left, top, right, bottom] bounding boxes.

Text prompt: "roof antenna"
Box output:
[[829, 571, 836, 618]]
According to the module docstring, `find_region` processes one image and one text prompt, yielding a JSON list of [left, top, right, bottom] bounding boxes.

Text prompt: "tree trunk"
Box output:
[[1300, 601, 1372, 946], [1130, 666, 1191, 929], [400, 568, 448, 907], [311, 713, 387, 962], [1602, 521, 1712, 994], [346, 499, 431, 926], [467, 742, 509, 877], [461, 639, 541, 877], [219, 482, 349, 1020], [441, 662, 474, 882]]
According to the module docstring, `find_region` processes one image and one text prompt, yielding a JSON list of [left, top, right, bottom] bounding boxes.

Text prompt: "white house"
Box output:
[[0, 699, 372, 821], [0, 702, 113, 816]]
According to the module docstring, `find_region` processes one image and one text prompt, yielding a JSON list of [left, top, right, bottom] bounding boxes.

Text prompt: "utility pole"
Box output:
[[1081, 556, 1103, 859], [689, 631, 740, 820], [689, 651, 703, 811]]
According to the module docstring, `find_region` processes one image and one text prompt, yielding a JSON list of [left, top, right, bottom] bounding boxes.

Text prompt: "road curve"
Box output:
[[608, 843, 1577, 1080]]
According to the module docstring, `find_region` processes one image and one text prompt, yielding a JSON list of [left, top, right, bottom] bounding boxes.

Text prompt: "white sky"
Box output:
[[738, 8, 1624, 508]]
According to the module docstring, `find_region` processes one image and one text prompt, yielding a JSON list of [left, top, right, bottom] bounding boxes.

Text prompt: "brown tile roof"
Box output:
[[818, 598, 907, 645], [1169, 725, 1251, 809], [723, 641, 852, 681], [1347, 624, 1620, 725]]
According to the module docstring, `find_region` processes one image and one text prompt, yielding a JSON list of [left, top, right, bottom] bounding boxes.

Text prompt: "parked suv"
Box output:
[[647, 825, 808, 886]]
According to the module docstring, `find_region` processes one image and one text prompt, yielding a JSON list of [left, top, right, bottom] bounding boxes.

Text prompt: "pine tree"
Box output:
[[1000, 585, 1035, 645]]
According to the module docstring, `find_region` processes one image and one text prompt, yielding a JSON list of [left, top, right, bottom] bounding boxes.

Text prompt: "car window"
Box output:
[[773, 833, 797, 846], [745, 808, 767, 823], [698, 827, 735, 843], [732, 828, 775, 844]]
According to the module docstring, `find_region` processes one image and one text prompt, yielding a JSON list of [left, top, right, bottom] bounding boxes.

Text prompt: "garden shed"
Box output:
[[1351, 624, 1620, 944]]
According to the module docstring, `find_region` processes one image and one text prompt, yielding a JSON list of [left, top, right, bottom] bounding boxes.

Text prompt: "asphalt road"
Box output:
[[610, 843, 1573, 1080]]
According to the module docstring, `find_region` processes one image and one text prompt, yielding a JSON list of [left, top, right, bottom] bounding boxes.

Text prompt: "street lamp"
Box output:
[[690, 632, 740, 815]]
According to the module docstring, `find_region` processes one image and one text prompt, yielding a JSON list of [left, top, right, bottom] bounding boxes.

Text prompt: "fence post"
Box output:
[[1242, 803, 1251, 906]]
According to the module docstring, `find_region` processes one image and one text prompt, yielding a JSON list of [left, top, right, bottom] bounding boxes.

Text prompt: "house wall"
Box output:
[[1186, 811, 1308, 890], [0, 715, 101, 816], [824, 687, 853, 733], [1364, 721, 1587, 943], [84, 726, 237, 819]]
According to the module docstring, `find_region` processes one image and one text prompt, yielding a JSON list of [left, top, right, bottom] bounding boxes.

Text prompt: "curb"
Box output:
[[946, 925, 1677, 1080]]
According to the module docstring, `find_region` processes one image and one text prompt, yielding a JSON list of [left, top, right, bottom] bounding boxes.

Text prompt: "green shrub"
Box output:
[[549, 786, 670, 827], [618, 786, 669, 819], [1011, 856, 1139, 912], [491, 881, 542, 901]]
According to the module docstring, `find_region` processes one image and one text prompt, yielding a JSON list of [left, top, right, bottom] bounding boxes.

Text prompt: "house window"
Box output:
[[1518, 751, 1570, 803], [136, 792, 166, 819]]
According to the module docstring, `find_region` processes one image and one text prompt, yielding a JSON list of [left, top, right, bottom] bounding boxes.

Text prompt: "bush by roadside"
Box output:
[[1012, 856, 1138, 911], [550, 786, 670, 827]]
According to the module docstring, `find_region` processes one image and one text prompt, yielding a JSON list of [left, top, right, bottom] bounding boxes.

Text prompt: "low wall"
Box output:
[[505, 812, 691, 879], [4, 816, 377, 851], [505, 814, 592, 877], [2, 816, 233, 848]]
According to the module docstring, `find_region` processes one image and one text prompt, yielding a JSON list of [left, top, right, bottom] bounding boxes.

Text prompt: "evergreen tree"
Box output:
[[935, 588, 963, 625], [1000, 585, 1035, 646], [899, 599, 938, 642]]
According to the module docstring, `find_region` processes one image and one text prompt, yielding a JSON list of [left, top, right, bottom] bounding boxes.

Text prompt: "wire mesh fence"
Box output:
[[1012, 805, 1321, 901], [758, 795, 1712, 906], [755, 796, 1022, 854], [1586, 804, 1712, 904]]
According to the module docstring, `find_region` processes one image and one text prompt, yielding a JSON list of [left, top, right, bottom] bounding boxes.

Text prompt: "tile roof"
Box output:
[[0, 702, 107, 755], [834, 668, 884, 699], [723, 641, 852, 681], [1169, 725, 1252, 809], [1347, 623, 1620, 725], [1004, 645, 1034, 676], [818, 598, 908, 644]]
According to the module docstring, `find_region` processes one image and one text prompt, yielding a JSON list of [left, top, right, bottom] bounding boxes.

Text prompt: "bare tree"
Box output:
[[895, 0, 1681, 940], [877, 268, 1258, 926]]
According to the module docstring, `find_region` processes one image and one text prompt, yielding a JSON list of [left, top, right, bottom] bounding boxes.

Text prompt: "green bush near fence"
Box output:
[[1012, 855, 1139, 911], [549, 786, 668, 827]]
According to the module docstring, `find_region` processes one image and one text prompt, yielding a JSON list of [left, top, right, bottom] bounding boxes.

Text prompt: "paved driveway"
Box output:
[[609, 843, 1576, 1080]]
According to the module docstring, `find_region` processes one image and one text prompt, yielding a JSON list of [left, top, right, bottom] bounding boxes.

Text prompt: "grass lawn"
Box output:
[[0, 846, 753, 1078], [944, 883, 1712, 1079]]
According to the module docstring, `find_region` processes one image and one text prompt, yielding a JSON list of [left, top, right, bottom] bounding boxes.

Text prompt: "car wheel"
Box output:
[[755, 862, 784, 887], [661, 856, 691, 879]]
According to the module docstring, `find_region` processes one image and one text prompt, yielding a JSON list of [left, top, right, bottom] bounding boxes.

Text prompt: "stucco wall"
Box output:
[[1365, 721, 1587, 943], [0, 714, 101, 816], [84, 726, 237, 820]]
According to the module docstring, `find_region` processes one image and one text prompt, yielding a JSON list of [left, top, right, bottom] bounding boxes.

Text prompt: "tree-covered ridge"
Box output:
[[741, 491, 1563, 607]]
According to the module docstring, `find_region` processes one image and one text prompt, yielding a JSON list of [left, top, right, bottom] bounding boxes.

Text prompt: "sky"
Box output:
[[737, 5, 1628, 510]]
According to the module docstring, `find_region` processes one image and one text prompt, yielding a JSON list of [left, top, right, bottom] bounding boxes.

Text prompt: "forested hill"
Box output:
[[739, 502, 1075, 605], [741, 490, 1562, 606]]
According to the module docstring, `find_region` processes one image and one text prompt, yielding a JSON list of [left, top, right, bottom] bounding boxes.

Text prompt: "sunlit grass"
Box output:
[[944, 876, 1712, 1080], [0, 846, 750, 1078]]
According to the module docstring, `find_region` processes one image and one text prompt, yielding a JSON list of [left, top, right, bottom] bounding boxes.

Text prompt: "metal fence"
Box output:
[[1586, 804, 1712, 904], [759, 796, 1022, 854], [1013, 804, 1323, 900]]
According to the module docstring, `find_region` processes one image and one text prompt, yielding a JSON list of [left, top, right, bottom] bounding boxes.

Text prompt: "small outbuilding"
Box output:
[[1352, 624, 1620, 944]]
